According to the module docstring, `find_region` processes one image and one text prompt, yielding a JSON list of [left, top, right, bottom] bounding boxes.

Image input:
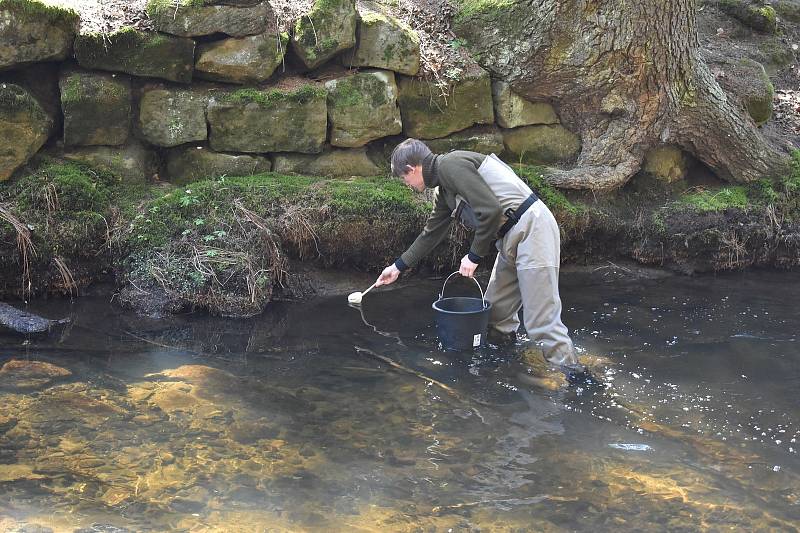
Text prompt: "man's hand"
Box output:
[[459, 255, 478, 278], [376, 264, 401, 286]]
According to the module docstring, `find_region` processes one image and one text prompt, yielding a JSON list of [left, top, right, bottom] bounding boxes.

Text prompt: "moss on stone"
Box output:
[[221, 85, 326, 108], [774, 0, 800, 22], [746, 78, 774, 125], [328, 74, 387, 110], [0, 84, 46, 118], [454, 0, 514, 19], [74, 28, 195, 83], [145, 0, 204, 17], [293, 0, 355, 67], [758, 39, 794, 70], [0, 0, 79, 27], [59, 74, 83, 104]]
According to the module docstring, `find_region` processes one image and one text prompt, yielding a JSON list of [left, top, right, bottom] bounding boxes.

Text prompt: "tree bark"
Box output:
[[453, 0, 789, 191]]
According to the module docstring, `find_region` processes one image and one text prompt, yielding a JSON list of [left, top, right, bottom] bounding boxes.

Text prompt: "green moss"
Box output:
[[222, 85, 326, 107], [454, 0, 514, 19], [0, 160, 150, 291], [293, 0, 352, 63], [361, 11, 388, 25], [746, 78, 774, 125], [322, 177, 426, 215], [774, 0, 800, 22], [758, 39, 794, 69], [328, 74, 389, 110], [60, 74, 83, 104], [382, 42, 397, 62], [758, 6, 776, 24], [0, 84, 45, 118], [0, 0, 79, 27], [782, 150, 800, 193], [145, 0, 204, 17], [329, 82, 362, 109], [514, 164, 582, 215], [679, 186, 750, 212]]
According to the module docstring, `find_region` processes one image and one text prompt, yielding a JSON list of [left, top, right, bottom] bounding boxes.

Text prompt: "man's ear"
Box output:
[[404, 164, 415, 175]]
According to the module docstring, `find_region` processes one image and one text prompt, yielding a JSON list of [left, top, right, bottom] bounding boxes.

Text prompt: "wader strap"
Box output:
[[497, 193, 538, 239]]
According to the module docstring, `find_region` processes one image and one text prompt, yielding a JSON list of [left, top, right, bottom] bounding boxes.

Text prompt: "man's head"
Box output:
[[390, 138, 431, 192]]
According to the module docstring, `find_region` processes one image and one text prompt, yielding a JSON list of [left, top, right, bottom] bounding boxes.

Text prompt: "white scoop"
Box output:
[[348, 281, 377, 305]]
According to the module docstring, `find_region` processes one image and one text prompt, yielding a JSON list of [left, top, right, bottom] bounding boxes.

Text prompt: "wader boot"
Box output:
[[485, 200, 590, 382]]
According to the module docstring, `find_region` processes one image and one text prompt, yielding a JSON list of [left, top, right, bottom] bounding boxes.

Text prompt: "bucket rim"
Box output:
[[432, 296, 492, 315]]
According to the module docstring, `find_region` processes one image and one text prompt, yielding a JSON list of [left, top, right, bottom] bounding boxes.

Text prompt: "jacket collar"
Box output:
[[421, 153, 440, 188]]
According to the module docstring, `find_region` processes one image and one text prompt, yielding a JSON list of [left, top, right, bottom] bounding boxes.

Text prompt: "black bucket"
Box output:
[[432, 273, 492, 350]]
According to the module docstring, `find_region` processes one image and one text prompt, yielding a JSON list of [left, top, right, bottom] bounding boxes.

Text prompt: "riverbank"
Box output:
[[0, 152, 798, 317]]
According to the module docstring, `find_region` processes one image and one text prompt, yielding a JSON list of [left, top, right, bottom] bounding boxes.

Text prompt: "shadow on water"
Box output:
[[1, 270, 799, 531]]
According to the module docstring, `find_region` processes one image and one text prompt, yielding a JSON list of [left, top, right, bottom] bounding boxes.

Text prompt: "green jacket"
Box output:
[[397, 150, 505, 270]]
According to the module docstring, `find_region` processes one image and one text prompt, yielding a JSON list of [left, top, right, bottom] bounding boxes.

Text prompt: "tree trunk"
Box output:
[[453, 0, 789, 191]]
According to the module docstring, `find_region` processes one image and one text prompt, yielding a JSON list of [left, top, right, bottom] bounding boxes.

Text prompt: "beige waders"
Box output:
[[484, 200, 579, 367]]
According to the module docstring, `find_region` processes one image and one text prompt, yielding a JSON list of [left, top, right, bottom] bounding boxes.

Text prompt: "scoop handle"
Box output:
[[360, 281, 377, 297]]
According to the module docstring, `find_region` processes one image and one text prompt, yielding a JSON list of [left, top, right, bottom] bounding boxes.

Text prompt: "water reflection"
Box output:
[[1, 269, 799, 531]]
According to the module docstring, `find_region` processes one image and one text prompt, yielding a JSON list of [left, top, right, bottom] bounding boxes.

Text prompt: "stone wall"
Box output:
[[0, 0, 585, 184]]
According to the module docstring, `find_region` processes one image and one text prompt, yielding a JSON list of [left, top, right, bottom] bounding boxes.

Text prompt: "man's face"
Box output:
[[401, 165, 425, 192]]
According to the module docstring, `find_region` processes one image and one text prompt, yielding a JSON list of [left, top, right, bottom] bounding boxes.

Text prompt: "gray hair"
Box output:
[[390, 138, 432, 177]]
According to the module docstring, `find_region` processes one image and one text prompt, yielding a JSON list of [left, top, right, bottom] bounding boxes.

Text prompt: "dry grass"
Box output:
[[0, 204, 36, 296], [53, 256, 78, 296]]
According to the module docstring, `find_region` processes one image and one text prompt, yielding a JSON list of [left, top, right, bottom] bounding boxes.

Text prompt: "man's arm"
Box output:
[[397, 187, 453, 270], [376, 188, 452, 286]]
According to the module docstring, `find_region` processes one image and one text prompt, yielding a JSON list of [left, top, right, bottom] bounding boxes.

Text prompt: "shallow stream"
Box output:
[[1, 267, 799, 531]]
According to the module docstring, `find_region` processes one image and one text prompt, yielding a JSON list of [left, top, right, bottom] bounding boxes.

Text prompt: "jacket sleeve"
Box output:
[[439, 156, 502, 259], [397, 187, 453, 269]]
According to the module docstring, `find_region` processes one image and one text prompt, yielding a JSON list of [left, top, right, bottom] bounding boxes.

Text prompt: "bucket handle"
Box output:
[[439, 272, 487, 308]]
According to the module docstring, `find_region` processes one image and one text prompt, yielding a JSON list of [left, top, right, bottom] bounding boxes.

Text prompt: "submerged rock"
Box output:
[[0, 414, 18, 433], [0, 0, 79, 70], [397, 65, 494, 139], [0, 84, 54, 180], [325, 70, 402, 147], [0, 302, 68, 334], [292, 0, 358, 69], [60, 69, 131, 147], [0, 463, 46, 482], [74, 29, 195, 84], [0, 359, 72, 390]]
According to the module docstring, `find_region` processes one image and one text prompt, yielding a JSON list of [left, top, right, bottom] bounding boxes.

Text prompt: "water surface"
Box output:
[[1, 268, 799, 531]]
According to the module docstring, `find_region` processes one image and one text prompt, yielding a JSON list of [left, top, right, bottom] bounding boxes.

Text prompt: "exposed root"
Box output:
[[544, 160, 640, 192]]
